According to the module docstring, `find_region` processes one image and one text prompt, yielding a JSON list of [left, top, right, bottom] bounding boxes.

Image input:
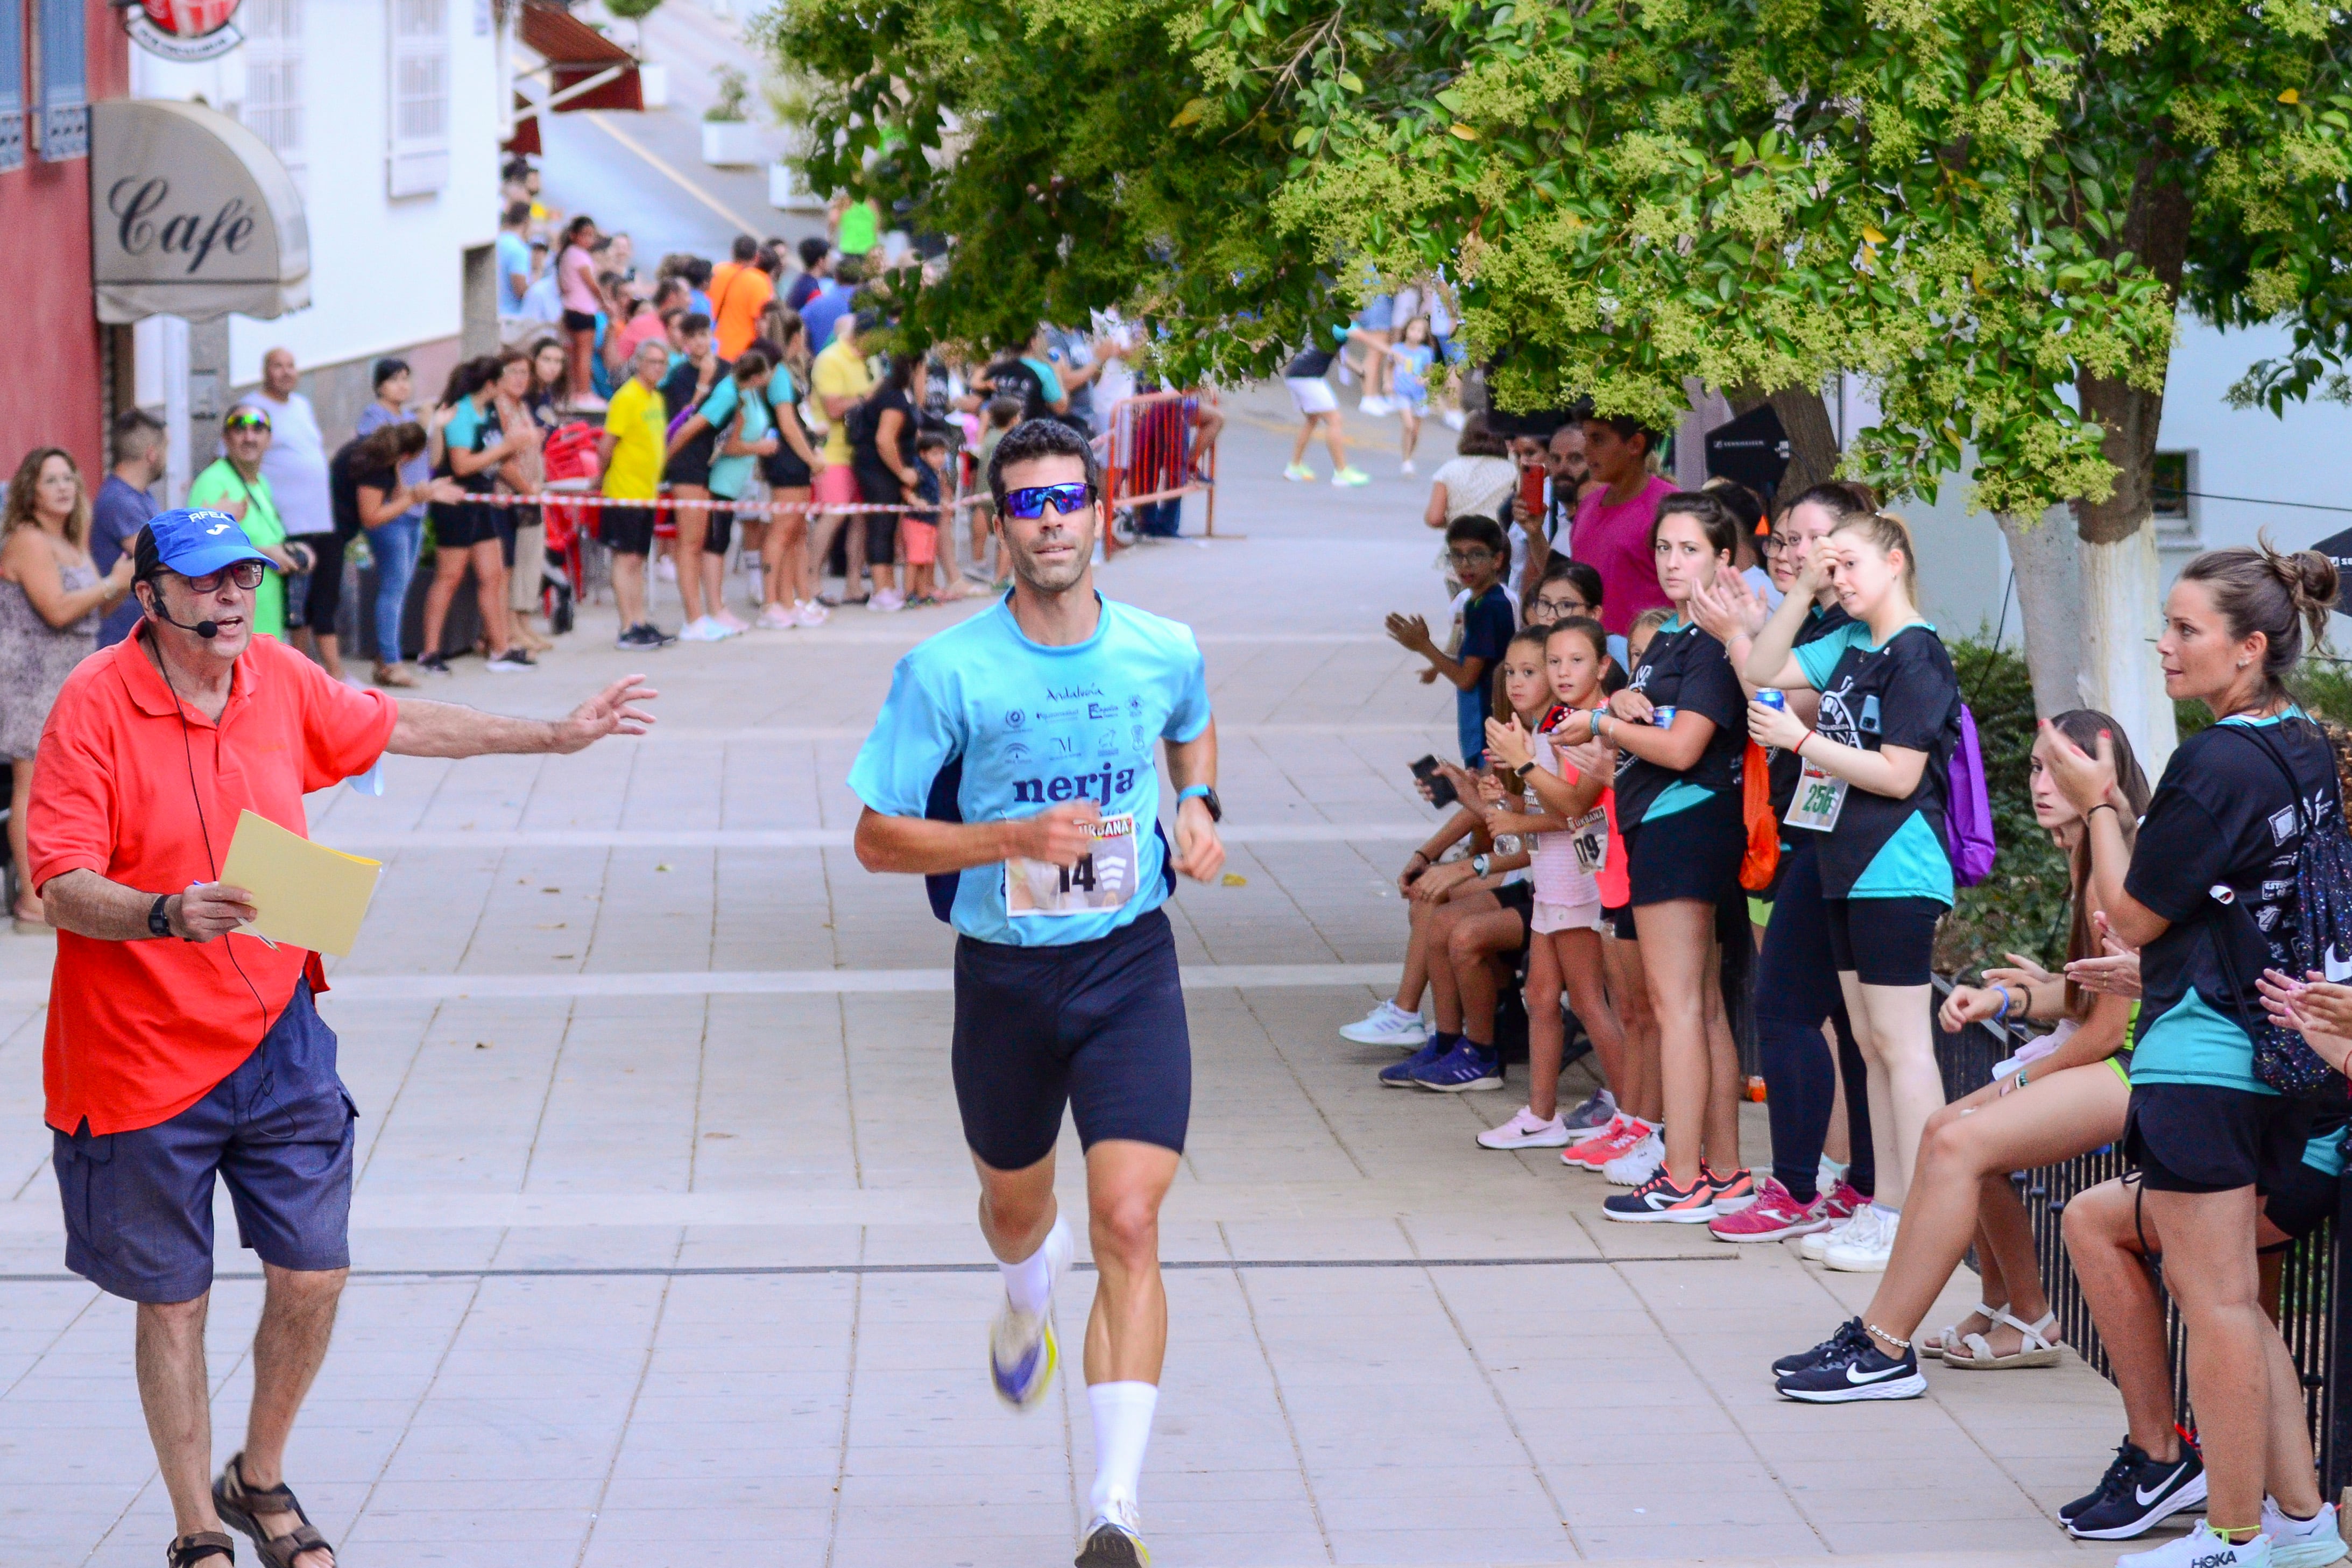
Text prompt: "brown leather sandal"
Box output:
[[213, 1453, 335, 1568], [169, 1531, 236, 1568]]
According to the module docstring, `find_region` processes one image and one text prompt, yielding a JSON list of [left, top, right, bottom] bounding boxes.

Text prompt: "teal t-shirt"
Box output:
[[701, 376, 773, 499], [847, 593, 1213, 947]]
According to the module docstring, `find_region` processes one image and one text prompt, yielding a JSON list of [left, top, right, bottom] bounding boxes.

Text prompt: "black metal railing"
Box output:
[[1931, 984, 2348, 1488]]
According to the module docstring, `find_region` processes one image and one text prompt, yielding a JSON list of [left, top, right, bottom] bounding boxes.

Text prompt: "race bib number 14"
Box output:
[[1006, 813, 1139, 917]]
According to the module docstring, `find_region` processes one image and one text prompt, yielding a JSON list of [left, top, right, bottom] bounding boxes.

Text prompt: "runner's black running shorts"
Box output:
[[951, 907, 1192, 1171]]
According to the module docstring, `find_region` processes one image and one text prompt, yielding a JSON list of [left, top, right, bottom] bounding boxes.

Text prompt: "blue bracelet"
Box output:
[[1991, 986, 2011, 1023], [1177, 785, 1212, 802]]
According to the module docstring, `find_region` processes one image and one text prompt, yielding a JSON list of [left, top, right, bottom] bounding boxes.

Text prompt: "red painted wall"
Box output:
[[0, 0, 131, 486]]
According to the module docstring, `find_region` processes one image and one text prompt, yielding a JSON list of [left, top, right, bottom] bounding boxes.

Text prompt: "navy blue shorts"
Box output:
[[951, 907, 1192, 1171], [53, 981, 356, 1304]]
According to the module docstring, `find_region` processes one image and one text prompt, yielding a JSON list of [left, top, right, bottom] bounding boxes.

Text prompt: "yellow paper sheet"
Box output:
[[217, 810, 383, 957]]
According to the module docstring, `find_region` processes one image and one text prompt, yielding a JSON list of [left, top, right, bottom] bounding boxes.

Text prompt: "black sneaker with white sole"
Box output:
[[1772, 1316, 1868, 1379], [1775, 1330, 1926, 1402], [2063, 1437, 2206, 1539]]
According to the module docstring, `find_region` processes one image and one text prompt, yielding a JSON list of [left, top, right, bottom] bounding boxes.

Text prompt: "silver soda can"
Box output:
[[1756, 688, 1787, 712]]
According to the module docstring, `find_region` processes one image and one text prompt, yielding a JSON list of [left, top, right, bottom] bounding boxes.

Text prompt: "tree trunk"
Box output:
[[1727, 383, 1840, 500], [1997, 508, 2083, 717], [2073, 157, 2192, 776]]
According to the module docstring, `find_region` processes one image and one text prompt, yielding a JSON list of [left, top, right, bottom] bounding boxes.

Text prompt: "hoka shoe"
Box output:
[[1710, 1178, 1830, 1242], [2261, 1499, 2344, 1568], [987, 1221, 1073, 1409], [2118, 1523, 2272, 1568], [1601, 1169, 1717, 1223]]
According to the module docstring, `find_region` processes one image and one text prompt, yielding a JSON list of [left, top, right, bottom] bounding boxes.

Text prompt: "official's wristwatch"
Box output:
[[149, 894, 173, 940], [1178, 784, 1223, 823]]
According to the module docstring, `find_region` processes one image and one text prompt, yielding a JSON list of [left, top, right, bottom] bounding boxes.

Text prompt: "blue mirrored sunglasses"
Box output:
[[1001, 482, 1094, 520]]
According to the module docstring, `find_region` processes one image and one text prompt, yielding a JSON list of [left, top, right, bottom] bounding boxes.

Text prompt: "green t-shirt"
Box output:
[[836, 199, 880, 257], [186, 460, 286, 639]]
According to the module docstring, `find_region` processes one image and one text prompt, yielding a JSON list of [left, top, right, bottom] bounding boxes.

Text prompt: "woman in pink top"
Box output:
[[1570, 414, 1676, 635], [556, 216, 604, 407]]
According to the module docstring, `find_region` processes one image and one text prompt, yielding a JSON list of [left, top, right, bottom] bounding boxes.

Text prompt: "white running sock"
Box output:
[[1088, 1381, 1159, 1517], [1000, 1216, 1068, 1316]]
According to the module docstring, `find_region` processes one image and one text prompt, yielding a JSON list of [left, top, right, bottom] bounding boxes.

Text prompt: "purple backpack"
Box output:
[[1945, 702, 1996, 887]]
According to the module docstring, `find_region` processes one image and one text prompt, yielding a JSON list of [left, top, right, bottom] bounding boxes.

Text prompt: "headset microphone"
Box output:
[[136, 584, 218, 638]]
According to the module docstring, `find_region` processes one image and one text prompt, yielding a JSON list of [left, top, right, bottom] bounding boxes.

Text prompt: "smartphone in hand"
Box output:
[[1410, 754, 1459, 808]]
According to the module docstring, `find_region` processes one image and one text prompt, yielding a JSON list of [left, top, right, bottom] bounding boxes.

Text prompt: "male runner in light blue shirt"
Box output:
[[850, 418, 1224, 1568]]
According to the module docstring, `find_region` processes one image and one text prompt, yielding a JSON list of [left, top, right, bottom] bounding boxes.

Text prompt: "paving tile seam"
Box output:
[[0, 1256, 1740, 1285]]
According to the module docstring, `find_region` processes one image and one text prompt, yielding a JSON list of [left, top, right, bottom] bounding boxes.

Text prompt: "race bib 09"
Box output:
[[1567, 808, 1609, 874], [1006, 813, 1139, 917]]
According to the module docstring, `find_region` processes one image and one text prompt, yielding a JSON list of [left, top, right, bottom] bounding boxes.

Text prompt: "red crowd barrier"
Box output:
[[1098, 389, 1218, 555]]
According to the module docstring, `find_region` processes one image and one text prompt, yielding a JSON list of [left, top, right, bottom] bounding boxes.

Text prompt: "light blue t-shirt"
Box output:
[[701, 376, 773, 499], [496, 231, 533, 315], [848, 594, 1213, 947]]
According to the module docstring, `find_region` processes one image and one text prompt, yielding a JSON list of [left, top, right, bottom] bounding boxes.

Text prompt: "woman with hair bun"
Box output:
[[2039, 540, 2343, 1568]]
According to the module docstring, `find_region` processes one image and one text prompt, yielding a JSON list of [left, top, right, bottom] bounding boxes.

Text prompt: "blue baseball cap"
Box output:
[[135, 508, 274, 582]]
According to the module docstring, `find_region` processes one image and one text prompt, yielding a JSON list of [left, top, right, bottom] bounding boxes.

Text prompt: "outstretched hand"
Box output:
[[1689, 570, 1767, 644], [549, 675, 660, 753]]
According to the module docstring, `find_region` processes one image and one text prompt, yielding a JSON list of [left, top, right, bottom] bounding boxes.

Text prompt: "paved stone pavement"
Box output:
[[0, 389, 2129, 1566]]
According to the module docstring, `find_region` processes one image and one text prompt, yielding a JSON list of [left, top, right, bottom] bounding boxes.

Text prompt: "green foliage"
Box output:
[[603, 0, 663, 21], [1939, 637, 2071, 978], [707, 66, 752, 123]]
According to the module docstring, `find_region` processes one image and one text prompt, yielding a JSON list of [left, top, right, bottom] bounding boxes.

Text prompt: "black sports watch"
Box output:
[[1180, 785, 1223, 823], [149, 894, 174, 940]]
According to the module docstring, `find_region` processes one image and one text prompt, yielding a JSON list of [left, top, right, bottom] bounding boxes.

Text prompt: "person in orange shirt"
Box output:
[[707, 234, 777, 360], [32, 507, 658, 1568]]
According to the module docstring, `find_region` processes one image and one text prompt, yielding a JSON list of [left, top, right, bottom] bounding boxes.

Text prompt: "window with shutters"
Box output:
[[0, 0, 24, 171], [387, 0, 449, 196], [241, 0, 305, 174], [33, 0, 85, 161]]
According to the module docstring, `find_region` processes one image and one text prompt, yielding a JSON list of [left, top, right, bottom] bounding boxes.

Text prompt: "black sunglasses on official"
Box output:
[[176, 561, 270, 594], [1001, 482, 1095, 520]]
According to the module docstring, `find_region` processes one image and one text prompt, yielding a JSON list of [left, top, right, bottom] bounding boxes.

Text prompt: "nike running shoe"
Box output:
[[1775, 1328, 1925, 1403], [1560, 1089, 1619, 1141], [1710, 1178, 1829, 1242], [1772, 1317, 1869, 1379], [1601, 1169, 1716, 1223], [1076, 1497, 1149, 1567], [1601, 1127, 1666, 1186], [1478, 1105, 1570, 1149], [1339, 1000, 1428, 1048], [2063, 1437, 2207, 1540], [1380, 1039, 1448, 1086], [1414, 1042, 1503, 1092], [2262, 1499, 2346, 1567], [988, 1222, 1073, 1409], [1562, 1116, 1644, 1169]]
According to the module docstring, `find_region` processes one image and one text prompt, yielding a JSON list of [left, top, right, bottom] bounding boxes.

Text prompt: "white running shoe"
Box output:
[[1824, 1206, 1898, 1273], [2263, 1500, 2347, 1568], [1478, 1105, 1571, 1149], [1800, 1205, 1871, 1262], [794, 599, 831, 627], [988, 1221, 1073, 1409], [1602, 1128, 1665, 1186], [867, 589, 906, 613], [1076, 1495, 1148, 1567], [755, 605, 799, 630], [1441, 408, 1467, 431], [2119, 1523, 2272, 1568], [1339, 1000, 1428, 1048], [677, 616, 733, 642], [1400, 458, 1417, 475], [1360, 395, 1394, 417]]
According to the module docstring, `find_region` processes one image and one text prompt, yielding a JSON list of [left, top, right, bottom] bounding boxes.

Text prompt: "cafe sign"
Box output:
[[89, 98, 310, 324], [124, 0, 246, 63]]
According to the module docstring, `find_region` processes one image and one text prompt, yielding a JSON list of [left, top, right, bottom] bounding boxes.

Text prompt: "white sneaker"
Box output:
[[755, 604, 799, 631], [1602, 1128, 1665, 1186], [1400, 458, 1417, 475], [794, 599, 830, 627], [1441, 408, 1467, 431], [866, 589, 905, 613], [1800, 1206, 1870, 1262], [677, 616, 733, 642], [2264, 1500, 2347, 1568], [1339, 1000, 1428, 1048], [1077, 1495, 1147, 1568], [1479, 1105, 1572, 1150], [1360, 395, 1394, 417], [988, 1220, 1073, 1409], [1824, 1206, 1898, 1273], [2120, 1523, 2271, 1568]]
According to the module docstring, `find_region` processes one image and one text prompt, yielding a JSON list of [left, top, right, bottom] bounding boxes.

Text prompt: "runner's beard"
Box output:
[[1008, 523, 1093, 597]]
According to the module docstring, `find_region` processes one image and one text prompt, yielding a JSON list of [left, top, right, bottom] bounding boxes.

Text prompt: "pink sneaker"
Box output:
[[1821, 1180, 1869, 1221], [1708, 1177, 1830, 1241], [1563, 1117, 1645, 1169]]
